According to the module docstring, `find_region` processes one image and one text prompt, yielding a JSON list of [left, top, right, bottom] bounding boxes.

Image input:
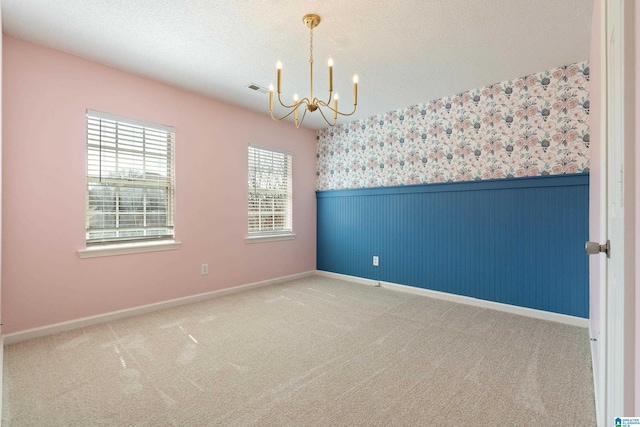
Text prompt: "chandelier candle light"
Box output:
[[269, 14, 358, 128]]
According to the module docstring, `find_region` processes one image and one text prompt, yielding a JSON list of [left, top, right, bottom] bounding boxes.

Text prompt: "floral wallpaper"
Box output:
[[316, 61, 590, 190]]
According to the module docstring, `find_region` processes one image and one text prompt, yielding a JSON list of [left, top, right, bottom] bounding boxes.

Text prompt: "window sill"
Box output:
[[78, 240, 182, 259], [245, 233, 296, 244]]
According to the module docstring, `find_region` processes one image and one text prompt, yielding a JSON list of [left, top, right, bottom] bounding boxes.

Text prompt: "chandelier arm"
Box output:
[[312, 96, 332, 109], [336, 104, 358, 117], [316, 100, 357, 117], [316, 105, 337, 127], [295, 107, 309, 128], [271, 100, 313, 126], [276, 93, 312, 110], [324, 90, 333, 107], [276, 92, 299, 109], [270, 108, 298, 122]]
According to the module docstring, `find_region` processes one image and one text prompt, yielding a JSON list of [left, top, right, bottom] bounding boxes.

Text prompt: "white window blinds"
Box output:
[[86, 110, 176, 246], [248, 145, 292, 235]]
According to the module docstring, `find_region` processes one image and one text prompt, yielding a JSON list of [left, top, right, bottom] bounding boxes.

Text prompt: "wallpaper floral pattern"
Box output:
[[316, 61, 590, 190]]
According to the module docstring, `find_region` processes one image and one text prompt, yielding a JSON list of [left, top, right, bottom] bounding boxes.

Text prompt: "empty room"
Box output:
[[0, 1, 638, 426]]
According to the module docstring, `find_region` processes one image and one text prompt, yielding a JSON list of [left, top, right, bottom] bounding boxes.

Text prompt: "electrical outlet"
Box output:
[[201, 264, 209, 275], [373, 256, 379, 266]]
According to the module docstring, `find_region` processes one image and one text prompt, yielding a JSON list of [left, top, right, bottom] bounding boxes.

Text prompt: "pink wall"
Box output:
[[1, 36, 317, 334]]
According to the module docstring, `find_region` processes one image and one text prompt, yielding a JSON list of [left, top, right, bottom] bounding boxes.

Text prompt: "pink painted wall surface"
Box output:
[[1, 36, 317, 334], [589, 0, 602, 389]]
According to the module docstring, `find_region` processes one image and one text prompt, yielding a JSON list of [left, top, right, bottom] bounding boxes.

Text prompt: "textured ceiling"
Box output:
[[1, 0, 593, 130]]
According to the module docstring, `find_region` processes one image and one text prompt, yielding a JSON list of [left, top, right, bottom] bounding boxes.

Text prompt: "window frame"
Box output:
[[79, 110, 181, 258], [246, 144, 295, 243]]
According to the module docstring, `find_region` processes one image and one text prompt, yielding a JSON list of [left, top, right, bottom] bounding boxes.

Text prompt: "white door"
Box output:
[[590, 0, 636, 424], [0, 3, 4, 425], [0, 3, 3, 424]]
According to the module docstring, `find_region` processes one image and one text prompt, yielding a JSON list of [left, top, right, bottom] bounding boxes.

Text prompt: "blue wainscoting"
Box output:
[[316, 174, 589, 318]]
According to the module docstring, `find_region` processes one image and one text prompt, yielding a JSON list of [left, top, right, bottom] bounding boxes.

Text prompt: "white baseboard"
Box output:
[[3, 269, 589, 346], [315, 270, 379, 286], [3, 271, 315, 346], [316, 270, 589, 328]]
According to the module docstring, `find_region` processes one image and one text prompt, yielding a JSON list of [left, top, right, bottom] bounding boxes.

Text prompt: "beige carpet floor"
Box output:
[[2, 275, 596, 426]]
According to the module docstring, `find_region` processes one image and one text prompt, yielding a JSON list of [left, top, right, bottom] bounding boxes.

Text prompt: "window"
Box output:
[[247, 145, 293, 241], [85, 110, 175, 247]]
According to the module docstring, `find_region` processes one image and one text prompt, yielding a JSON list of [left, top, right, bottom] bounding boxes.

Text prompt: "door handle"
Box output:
[[585, 240, 610, 258]]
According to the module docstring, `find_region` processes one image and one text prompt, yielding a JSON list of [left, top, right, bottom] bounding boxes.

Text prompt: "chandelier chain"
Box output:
[[309, 27, 313, 64]]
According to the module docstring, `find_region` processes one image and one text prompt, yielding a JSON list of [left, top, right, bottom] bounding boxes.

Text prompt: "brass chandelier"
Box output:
[[269, 14, 358, 128]]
